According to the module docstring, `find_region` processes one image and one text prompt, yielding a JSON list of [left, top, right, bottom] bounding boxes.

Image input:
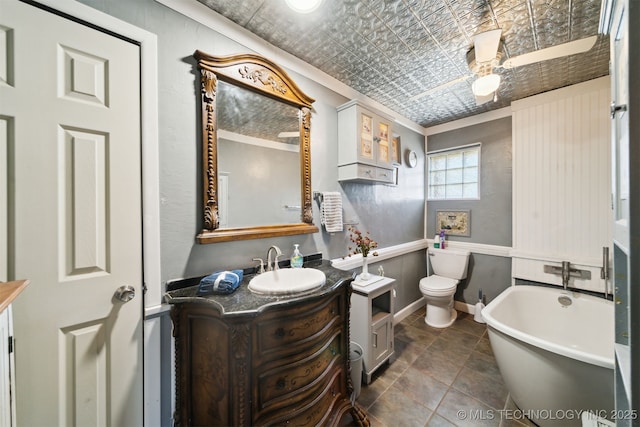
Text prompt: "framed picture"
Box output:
[[391, 135, 401, 165], [436, 210, 470, 236]]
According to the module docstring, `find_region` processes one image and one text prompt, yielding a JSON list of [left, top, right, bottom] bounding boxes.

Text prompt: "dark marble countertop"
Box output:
[[164, 258, 353, 317]]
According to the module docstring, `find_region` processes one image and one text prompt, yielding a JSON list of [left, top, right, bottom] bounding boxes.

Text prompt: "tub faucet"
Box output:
[[562, 261, 571, 290], [543, 262, 591, 289], [266, 245, 282, 271]]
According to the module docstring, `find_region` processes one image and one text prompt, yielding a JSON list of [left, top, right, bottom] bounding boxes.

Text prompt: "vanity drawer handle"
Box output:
[[275, 327, 286, 338], [276, 378, 286, 390]]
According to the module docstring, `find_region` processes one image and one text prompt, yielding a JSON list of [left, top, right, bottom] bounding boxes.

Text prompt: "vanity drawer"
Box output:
[[256, 368, 348, 427], [255, 332, 343, 412], [256, 293, 343, 358]]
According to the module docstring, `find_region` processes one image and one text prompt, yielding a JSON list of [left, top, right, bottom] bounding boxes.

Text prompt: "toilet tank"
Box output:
[[427, 248, 470, 280]]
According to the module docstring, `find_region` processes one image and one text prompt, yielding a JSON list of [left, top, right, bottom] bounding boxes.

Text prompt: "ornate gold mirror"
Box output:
[[195, 51, 318, 243]]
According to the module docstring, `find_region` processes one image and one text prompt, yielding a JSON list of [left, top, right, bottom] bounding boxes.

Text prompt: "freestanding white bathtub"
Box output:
[[482, 285, 614, 427]]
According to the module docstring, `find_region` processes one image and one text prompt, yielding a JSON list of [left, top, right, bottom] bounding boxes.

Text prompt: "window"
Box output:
[[427, 144, 480, 200]]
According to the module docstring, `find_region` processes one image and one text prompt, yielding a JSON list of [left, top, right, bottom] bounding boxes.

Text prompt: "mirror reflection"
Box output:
[[217, 82, 301, 228]]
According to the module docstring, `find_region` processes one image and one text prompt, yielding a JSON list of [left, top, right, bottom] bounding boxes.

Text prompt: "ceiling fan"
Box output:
[[411, 29, 598, 105]]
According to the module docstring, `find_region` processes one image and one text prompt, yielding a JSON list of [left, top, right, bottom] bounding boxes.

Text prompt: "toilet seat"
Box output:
[[419, 275, 458, 296]]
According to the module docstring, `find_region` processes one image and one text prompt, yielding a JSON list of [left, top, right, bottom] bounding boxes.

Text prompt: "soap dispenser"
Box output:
[[290, 244, 304, 268]]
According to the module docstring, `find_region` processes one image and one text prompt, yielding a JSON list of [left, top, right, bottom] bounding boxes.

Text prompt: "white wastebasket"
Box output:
[[349, 342, 363, 400]]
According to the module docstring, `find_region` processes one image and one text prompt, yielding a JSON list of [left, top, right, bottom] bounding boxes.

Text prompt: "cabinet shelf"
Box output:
[[372, 309, 390, 324]]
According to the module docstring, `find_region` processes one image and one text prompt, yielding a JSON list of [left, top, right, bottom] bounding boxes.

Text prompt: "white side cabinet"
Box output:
[[337, 100, 397, 184], [0, 306, 15, 427], [0, 280, 28, 427], [350, 275, 395, 384]]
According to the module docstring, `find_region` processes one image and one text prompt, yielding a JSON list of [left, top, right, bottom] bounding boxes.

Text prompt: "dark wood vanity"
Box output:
[[166, 260, 369, 426]]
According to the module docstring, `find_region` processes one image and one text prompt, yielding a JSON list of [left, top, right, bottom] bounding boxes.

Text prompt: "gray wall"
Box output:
[[426, 117, 512, 304], [77, 0, 427, 311]]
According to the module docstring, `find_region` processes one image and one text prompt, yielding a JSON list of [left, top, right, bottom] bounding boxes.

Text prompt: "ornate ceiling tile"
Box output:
[[197, 0, 609, 128]]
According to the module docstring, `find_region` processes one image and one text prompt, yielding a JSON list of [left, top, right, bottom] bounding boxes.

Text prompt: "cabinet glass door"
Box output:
[[377, 121, 390, 165], [359, 112, 374, 161]]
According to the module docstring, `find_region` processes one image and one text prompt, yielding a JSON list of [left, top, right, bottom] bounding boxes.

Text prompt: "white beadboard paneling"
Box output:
[[512, 77, 612, 293]]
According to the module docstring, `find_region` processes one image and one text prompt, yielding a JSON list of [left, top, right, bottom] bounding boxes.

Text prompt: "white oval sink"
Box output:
[[248, 268, 326, 295]]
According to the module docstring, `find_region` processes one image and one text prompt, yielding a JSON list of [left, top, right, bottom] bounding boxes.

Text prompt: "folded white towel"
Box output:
[[320, 191, 343, 232]]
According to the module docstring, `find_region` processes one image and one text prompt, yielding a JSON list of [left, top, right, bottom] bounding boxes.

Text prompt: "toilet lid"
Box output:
[[419, 275, 458, 295]]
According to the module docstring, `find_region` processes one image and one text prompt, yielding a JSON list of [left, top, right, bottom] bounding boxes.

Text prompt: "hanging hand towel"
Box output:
[[197, 269, 243, 295], [320, 191, 343, 232]]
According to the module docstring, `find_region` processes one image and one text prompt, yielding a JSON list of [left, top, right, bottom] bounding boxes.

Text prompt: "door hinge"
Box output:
[[8, 336, 13, 354]]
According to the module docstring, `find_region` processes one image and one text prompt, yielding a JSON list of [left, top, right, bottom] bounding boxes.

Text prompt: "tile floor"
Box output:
[[352, 308, 535, 427]]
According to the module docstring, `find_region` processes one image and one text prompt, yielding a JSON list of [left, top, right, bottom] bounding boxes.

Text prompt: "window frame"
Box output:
[[426, 143, 481, 201]]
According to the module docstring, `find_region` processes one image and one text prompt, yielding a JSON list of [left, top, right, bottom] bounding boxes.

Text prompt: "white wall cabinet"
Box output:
[[337, 100, 397, 184], [350, 275, 395, 384]]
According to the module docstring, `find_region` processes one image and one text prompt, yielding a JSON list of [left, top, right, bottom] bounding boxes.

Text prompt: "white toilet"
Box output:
[[419, 247, 470, 328]]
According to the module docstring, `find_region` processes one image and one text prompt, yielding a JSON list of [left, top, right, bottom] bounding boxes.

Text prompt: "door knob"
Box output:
[[115, 285, 135, 302]]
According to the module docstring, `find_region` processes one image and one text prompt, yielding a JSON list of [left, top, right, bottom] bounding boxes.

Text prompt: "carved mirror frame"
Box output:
[[195, 51, 318, 243]]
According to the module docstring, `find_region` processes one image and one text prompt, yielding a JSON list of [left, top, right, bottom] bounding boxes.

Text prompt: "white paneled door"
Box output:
[[1, 1, 143, 426]]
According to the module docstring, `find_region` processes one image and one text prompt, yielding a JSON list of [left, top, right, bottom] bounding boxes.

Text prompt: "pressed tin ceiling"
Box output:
[[197, 0, 609, 128]]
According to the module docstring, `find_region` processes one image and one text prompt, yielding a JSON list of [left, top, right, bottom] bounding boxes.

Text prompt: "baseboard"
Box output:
[[394, 298, 425, 323], [454, 300, 476, 314], [394, 298, 477, 324]]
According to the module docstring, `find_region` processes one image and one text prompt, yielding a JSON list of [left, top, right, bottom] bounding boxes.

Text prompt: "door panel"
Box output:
[[0, 1, 143, 425]]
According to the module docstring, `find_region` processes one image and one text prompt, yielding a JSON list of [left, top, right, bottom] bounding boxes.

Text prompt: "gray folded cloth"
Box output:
[[197, 269, 243, 295]]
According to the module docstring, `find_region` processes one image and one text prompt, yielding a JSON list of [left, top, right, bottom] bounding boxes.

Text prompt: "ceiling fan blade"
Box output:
[[501, 35, 598, 69], [409, 74, 472, 101], [473, 29, 502, 63]]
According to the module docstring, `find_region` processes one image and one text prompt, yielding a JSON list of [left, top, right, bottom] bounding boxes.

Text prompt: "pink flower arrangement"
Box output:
[[347, 227, 379, 258]]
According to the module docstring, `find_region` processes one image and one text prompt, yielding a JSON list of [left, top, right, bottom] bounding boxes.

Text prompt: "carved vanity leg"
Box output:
[[350, 403, 370, 427]]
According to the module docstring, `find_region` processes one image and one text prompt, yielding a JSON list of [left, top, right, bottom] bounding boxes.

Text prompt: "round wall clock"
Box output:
[[406, 150, 418, 168]]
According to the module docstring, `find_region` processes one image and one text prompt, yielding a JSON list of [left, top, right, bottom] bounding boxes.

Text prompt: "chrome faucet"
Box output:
[[266, 245, 282, 272], [252, 258, 265, 274], [543, 261, 591, 290]]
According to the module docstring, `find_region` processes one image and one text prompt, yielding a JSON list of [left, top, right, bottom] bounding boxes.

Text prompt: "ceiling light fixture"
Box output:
[[285, 0, 323, 14], [472, 73, 501, 97]]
